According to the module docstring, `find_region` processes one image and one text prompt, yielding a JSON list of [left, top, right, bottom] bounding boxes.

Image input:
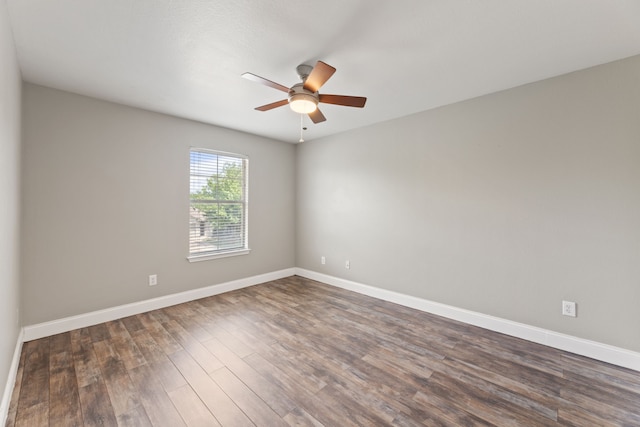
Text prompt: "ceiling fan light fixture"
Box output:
[[289, 93, 318, 114], [244, 61, 366, 126]]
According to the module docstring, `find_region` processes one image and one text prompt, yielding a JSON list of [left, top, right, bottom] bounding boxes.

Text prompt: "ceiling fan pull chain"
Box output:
[[299, 114, 304, 143]]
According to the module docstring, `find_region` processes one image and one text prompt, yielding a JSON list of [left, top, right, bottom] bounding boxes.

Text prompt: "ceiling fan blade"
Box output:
[[242, 72, 290, 93], [319, 94, 367, 108], [308, 108, 326, 124], [303, 61, 336, 93], [255, 99, 289, 111]]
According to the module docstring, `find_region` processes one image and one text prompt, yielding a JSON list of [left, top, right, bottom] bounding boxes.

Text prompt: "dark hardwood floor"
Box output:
[[5, 276, 640, 426]]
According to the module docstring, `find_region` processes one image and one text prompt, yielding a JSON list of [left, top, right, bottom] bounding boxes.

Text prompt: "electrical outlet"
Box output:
[[562, 300, 576, 317], [345, 260, 350, 269], [149, 274, 158, 286], [321, 256, 326, 265]]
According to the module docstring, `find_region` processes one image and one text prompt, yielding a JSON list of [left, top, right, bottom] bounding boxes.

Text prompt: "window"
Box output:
[[189, 148, 249, 261]]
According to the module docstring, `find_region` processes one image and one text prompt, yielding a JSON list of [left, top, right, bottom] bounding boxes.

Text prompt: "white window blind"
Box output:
[[189, 148, 248, 260]]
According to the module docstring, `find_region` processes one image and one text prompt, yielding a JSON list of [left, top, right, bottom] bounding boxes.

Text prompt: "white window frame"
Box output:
[[188, 148, 250, 262]]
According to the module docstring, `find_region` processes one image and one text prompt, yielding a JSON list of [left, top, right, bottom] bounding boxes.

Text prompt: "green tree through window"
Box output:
[[189, 149, 248, 258]]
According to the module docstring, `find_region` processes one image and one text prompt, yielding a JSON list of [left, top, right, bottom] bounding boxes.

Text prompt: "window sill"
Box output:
[[187, 249, 251, 263]]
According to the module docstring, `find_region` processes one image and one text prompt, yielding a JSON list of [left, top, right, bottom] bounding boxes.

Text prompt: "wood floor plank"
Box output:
[[167, 384, 221, 427], [136, 312, 183, 355], [260, 342, 328, 393], [225, 324, 278, 356], [450, 334, 565, 378], [105, 320, 147, 370], [560, 352, 640, 395], [92, 339, 144, 418], [49, 349, 83, 426], [347, 353, 427, 416], [283, 407, 325, 427], [202, 337, 297, 417], [129, 328, 167, 365], [557, 405, 622, 427], [418, 371, 556, 426], [440, 358, 558, 421], [560, 370, 640, 425], [121, 315, 146, 335], [161, 319, 224, 373], [399, 399, 494, 427], [87, 323, 111, 343], [192, 301, 255, 358], [14, 402, 48, 427], [168, 349, 254, 427], [70, 328, 103, 388], [243, 352, 323, 409], [7, 276, 640, 426], [210, 367, 289, 427], [77, 381, 118, 427], [163, 303, 214, 343], [14, 339, 49, 427], [361, 351, 432, 392], [363, 345, 436, 385], [127, 363, 187, 427], [443, 340, 564, 397], [438, 352, 563, 412], [297, 384, 391, 427], [260, 330, 405, 423], [130, 329, 187, 392], [5, 340, 26, 426], [208, 324, 255, 358], [116, 405, 152, 427], [49, 332, 72, 354]]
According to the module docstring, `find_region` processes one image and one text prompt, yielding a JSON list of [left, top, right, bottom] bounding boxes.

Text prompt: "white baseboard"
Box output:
[[1, 329, 24, 427], [18, 266, 640, 373], [23, 268, 295, 341], [295, 268, 640, 372]]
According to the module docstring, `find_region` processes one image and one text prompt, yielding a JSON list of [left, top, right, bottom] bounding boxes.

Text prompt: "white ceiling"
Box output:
[[6, 0, 640, 143]]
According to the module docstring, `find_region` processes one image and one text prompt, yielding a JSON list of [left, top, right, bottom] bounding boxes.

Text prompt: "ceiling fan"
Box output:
[[241, 61, 367, 124]]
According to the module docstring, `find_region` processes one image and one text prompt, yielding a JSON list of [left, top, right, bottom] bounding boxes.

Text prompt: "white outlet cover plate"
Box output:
[[562, 300, 576, 317]]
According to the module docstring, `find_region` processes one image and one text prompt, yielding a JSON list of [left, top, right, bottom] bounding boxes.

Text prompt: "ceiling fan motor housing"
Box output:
[[288, 83, 319, 102]]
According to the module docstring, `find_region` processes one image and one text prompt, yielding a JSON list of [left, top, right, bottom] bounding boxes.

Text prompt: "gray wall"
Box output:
[[0, 0, 22, 409], [297, 55, 640, 352], [21, 84, 296, 325], [15, 49, 640, 358]]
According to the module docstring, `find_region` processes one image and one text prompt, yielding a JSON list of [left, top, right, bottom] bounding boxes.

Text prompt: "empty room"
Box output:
[[1, 1, 640, 426]]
